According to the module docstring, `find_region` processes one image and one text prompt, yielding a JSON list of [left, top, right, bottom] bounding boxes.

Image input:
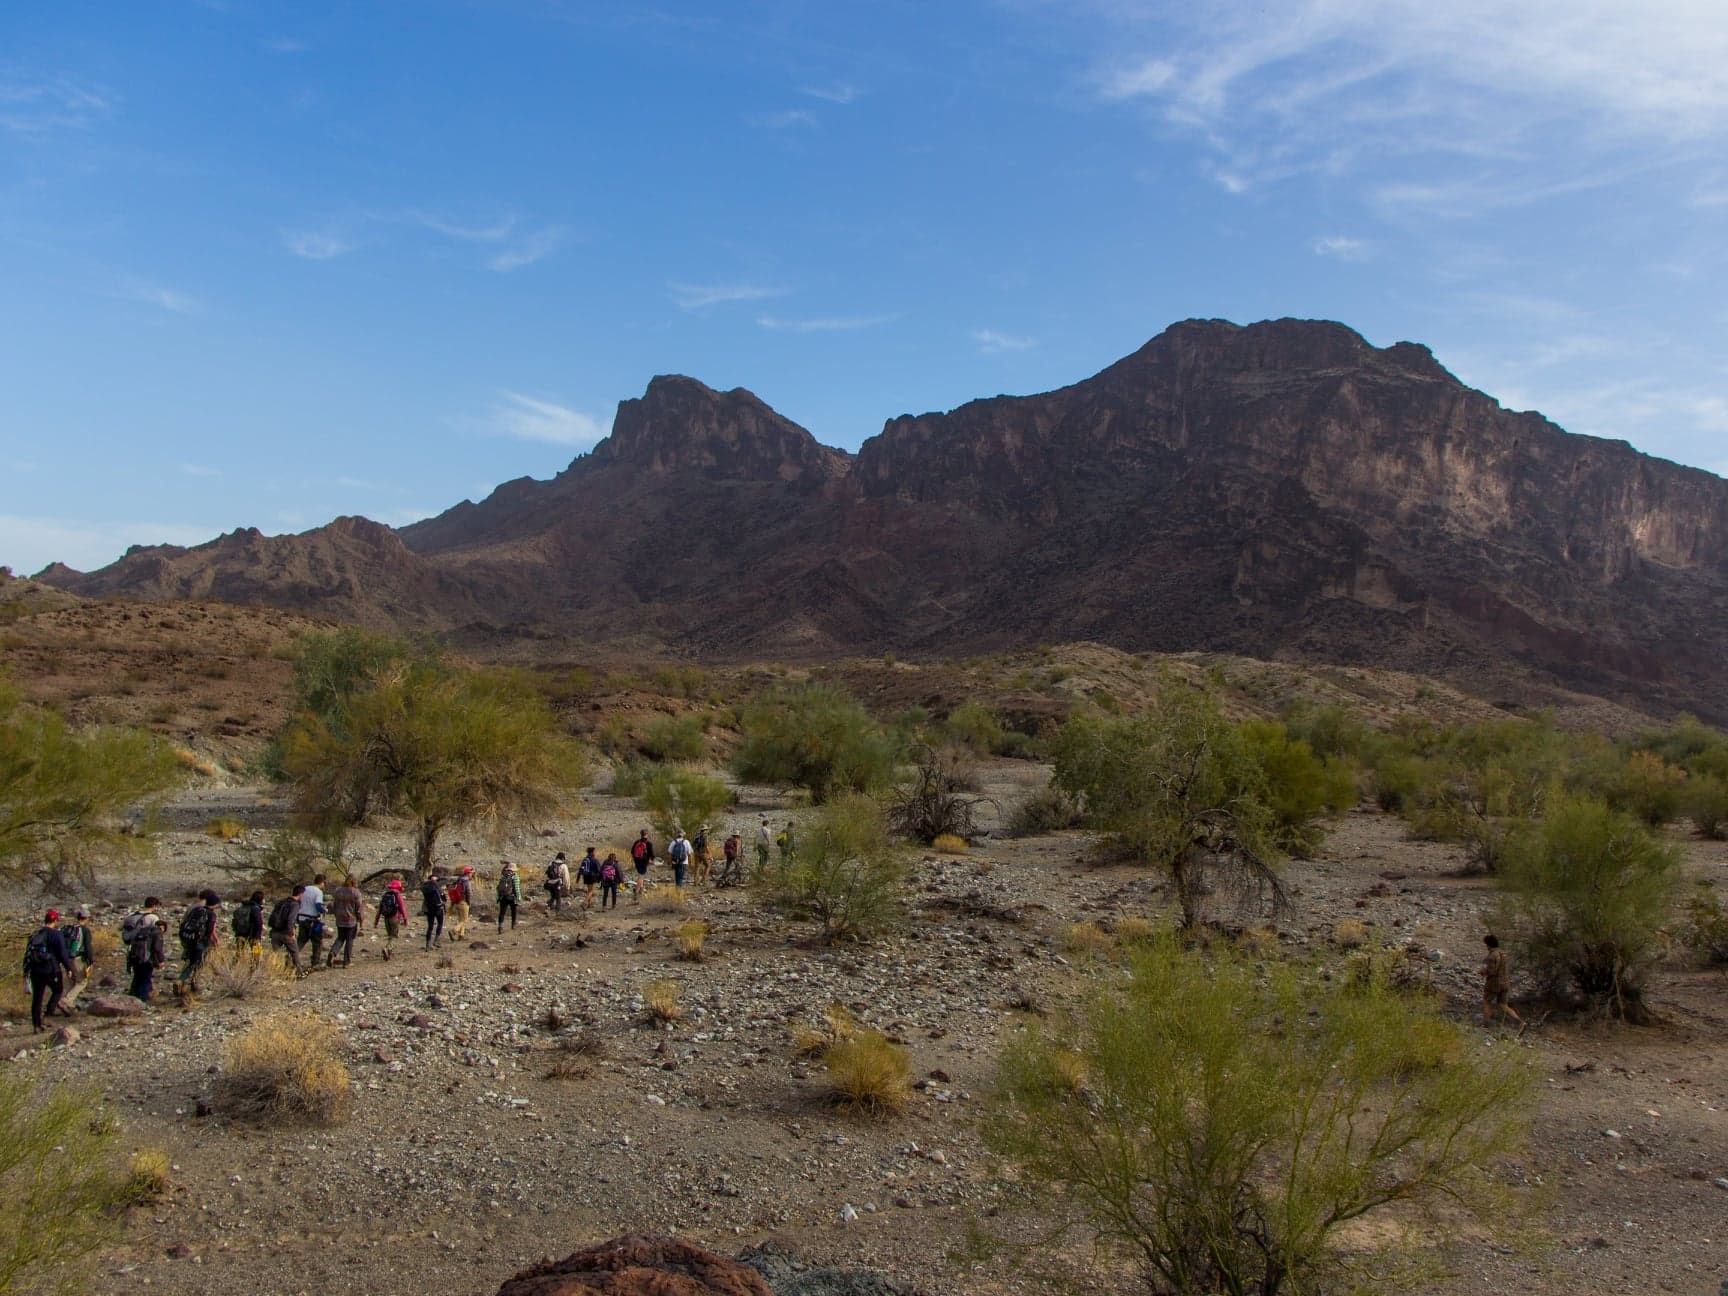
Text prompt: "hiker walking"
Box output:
[[327, 876, 365, 967], [123, 899, 166, 1002], [776, 821, 796, 863], [1481, 934, 1524, 1030], [756, 817, 772, 872], [692, 826, 712, 885], [231, 890, 266, 953], [23, 910, 77, 1032], [545, 852, 570, 912], [720, 831, 743, 886], [60, 905, 96, 1010], [421, 871, 447, 950], [495, 862, 522, 932], [598, 852, 623, 909], [375, 879, 408, 958], [630, 830, 654, 900], [668, 830, 691, 888], [448, 867, 474, 940], [268, 886, 305, 975], [176, 890, 221, 996], [578, 847, 602, 909], [297, 873, 327, 969]]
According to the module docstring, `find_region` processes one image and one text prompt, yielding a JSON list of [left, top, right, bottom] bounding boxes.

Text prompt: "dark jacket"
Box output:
[[129, 917, 167, 969], [579, 852, 601, 882], [420, 879, 447, 917], [232, 901, 265, 942], [24, 927, 75, 977]]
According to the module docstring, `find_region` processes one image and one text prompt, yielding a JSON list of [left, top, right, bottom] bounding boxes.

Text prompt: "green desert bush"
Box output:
[[1575, 748, 1689, 826], [1239, 720, 1358, 856], [733, 682, 901, 802], [1683, 884, 1728, 965], [941, 700, 1007, 755], [986, 937, 1531, 1296], [636, 764, 733, 842], [1006, 781, 1084, 837], [1496, 794, 1681, 1020], [639, 712, 706, 763], [1684, 773, 1728, 840], [755, 794, 905, 943], [1279, 701, 1371, 761]]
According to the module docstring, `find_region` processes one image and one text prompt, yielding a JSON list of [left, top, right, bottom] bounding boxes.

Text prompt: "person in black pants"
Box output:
[[23, 910, 77, 1032], [420, 872, 447, 950], [495, 862, 521, 933]]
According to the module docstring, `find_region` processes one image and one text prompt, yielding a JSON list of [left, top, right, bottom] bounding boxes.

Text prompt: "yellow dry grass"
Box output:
[[1333, 918, 1370, 950], [643, 887, 688, 914], [204, 817, 245, 840], [792, 1002, 858, 1057], [203, 944, 296, 1000], [823, 1030, 911, 1116], [1112, 916, 1158, 945], [643, 978, 683, 1023], [672, 920, 708, 962], [127, 1147, 172, 1203], [931, 833, 968, 854], [1062, 921, 1114, 960], [216, 1011, 351, 1125]]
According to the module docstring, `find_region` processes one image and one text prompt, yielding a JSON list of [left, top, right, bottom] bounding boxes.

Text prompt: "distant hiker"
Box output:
[[375, 879, 408, 957], [123, 898, 166, 1002], [496, 862, 522, 932], [421, 872, 447, 950], [578, 847, 602, 909], [448, 867, 474, 941], [298, 873, 327, 969], [176, 890, 221, 996], [599, 852, 622, 909], [630, 831, 654, 899], [61, 905, 96, 1009], [692, 826, 712, 885], [268, 886, 305, 975], [328, 876, 365, 967], [720, 831, 742, 886], [232, 890, 266, 952], [1481, 934, 1523, 1031], [545, 852, 570, 912], [757, 818, 772, 872], [776, 822, 795, 864], [668, 831, 691, 888], [23, 910, 77, 1032]]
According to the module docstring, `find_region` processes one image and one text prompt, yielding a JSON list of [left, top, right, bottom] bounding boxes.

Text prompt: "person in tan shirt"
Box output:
[[1481, 933, 1523, 1030]]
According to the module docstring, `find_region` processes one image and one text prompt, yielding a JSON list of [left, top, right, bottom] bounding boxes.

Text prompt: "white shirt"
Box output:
[[299, 884, 324, 918]]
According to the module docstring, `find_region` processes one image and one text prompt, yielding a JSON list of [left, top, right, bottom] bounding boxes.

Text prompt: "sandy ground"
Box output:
[[4, 763, 1726, 1296]]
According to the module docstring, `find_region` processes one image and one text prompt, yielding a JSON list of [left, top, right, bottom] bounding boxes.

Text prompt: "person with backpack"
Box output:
[[545, 853, 570, 912], [123, 898, 166, 1002], [777, 821, 796, 863], [692, 826, 712, 886], [60, 906, 96, 1010], [495, 862, 522, 933], [721, 831, 743, 886], [630, 831, 654, 900], [757, 817, 772, 872], [375, 879, 408, 958], [22, 911, 77, 1032], [268, 886, 304, 975], [577, 848, 601, 909], [231, 890, 266, 952], [327, 875, 365, 967], [421, 871, 447, 950], [448, 867, 474, 941], [667, 830, 691, 888], [598, 852, 623, 909], [297, 872, 327, 970], [176, 890, 221, 996]]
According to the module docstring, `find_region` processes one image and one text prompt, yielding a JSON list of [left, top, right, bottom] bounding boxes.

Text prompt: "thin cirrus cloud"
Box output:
[[972, 328, 1037, 354], [281, 229, 355, 260], [667, 281, 789, 311], [751, 108, 819, 129], [112, 278, 199, 314], [800, 83, 858, 104], [1313, 235, 1369, 260], [411, 211, 567, 271], [0, 74, 114, 136], [483, 392, 611, 448], [756, 312, 898, 333]]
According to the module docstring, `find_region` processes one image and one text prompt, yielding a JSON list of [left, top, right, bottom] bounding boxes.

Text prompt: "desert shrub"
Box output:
[[1332, 917, 1369, 949], [672, 920, 708, 961], [1006, 781, 1084, 837], [931, 832, 968, 854], [595, 714, 631, 758], [942, 701, 1006, 754], [1112, 915, 1158, 945], [888, 745, 988, 844], [636, 765, 732, 842], [986, 937, 1531, 1296], [216, 1011, 352, 1124], [639, 713, 706, 763], [126, 1147, 172, 1203], [823, 1030, 911, 1115], [648, 664, 710, 699], [755, 794, 905, 944], [1578, 749, 1688, 826], [1367, 748, 1429, 813], [1061, 922, 1113, 960], [202, 944, 296, 1000], [225, 824, 346, 889], [643, 978, 683, 1023], [1279, 701, 1370, 761], [1053, 691, 1286, 928], [1685, 773, 1728, 839], [0, 1071, 135, 1293], [1496, 794, 1680, 1020], [204, 817, 245, 841], [1682, 884, 1728, 965], [642, 886, 688, 915], [733, 683, 901, 802], [1239, 720, 1356, 856], [607, 759, 656, 798], [792, 1003, 858, 1056]]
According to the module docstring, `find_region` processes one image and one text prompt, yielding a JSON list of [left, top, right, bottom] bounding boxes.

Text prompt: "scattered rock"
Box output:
[[496, 1234, 772, 1295], [49, 1026, 80, 1048], [86, 996, 144, 1018]]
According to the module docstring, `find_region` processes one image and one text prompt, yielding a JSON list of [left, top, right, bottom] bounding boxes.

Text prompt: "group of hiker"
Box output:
[[18, 816, 800, 1025]]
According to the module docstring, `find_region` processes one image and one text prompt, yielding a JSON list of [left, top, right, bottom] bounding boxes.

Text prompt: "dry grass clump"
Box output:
[[673, 920, 709, 962], [173, 747, 219, 777], [203, 945, 296, 1000], [558, 1028, 609, 1058], [1332, 918, 1369, 950], [823, 1030, 911, 1115], [643, 978, 683, 1023], [1112, 916, 1158, 945], [643, 887, 688, 914], [88, 927, 119, 962], [216, 1011, 351, 1125], [1236, 925, 1281, 958], [126, 1147, 172, 1203], [792, 1002, 858, 1056], [204, 817, 245, 840], [1062, 921, 1114, 960], [1049, 1048, 1088, 1096], [931, 833, 968, 855]]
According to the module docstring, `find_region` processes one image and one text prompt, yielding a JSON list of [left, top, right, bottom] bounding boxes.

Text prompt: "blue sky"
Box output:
[[3, 0, 1726, 573]]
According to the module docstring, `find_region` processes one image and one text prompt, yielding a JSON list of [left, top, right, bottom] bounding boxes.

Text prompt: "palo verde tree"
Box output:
[[756, 794, 906, 943], [280, 658, 586, 881], [732, 681, 901, 803], [0, 679, 182, 886]]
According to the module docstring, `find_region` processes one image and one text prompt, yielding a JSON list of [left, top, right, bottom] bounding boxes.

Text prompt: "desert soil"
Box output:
[[4, 763, 1726, 1296]]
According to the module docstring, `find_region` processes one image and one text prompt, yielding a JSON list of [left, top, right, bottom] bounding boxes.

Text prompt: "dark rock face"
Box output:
[[42, 318, 1728, 719], [496, 1236, 773, 1296]]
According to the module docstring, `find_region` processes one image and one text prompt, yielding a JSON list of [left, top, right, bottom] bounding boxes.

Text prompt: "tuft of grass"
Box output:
[[216, 1011, 351, 1125], [204, 817, 245, 841], [672, 919, 708, 962], [792, 1002, 858, 1056], [203, 945, 296, 999], [1112, 916, 1158, 946], [1237, 925, 1281, 958], [643, 887, 688, 914], [823, 1030, 911, 1116], [126, 1147, 172, 1203], [1332, 918, 1369, 950], [173, 747, 219, 777], [931, 833, 968, 854], [1062, 921, 1114, 960], [643, 978, 683, 1023], [543, 1057, 590, 1081], [1049, 1048, 1088, 1096], [88, 927, 119, 962], [558, 1028, 608, 1058]]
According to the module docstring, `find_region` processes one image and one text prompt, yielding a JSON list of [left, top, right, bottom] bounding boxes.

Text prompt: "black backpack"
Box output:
[[232, 904, 262, 941], [379, 890, 405, 920], [267, 897, 298, 935], [22, 929, 54, 975], [179, 906, 212, 945]]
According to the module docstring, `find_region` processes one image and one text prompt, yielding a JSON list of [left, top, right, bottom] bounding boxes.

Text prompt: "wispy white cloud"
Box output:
[[264, 36, 311, 54], [486, 227, 566, 272], [0, 515, 219, 576], [757, 312, 898, 333], [751, 108, 819, 129], [412, 211, 567, 271], [1313, 234, 1369, 260], [482, 392, 610, 447], [282, 229, 355, 260], [0, 75, 115, 136], [800, 83, 858, 104], [113, 278, 199, 314], [180, 463, 221, 478], [971, 328, 1037, 354], [414, 212, 519, 242], [667, 281, 789, 311]]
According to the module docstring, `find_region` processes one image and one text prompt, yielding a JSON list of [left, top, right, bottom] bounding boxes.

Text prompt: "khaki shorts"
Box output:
[[1483, 983, 1509, 1007]]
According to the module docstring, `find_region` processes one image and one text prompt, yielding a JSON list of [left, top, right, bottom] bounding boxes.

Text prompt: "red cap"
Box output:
[[388, 879, 404, 890], [44, 909, 59, 923]]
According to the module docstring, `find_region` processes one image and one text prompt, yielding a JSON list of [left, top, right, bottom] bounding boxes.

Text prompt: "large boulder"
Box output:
[[85, 995, 145, 1018], [497, 1236, 773, 1296]]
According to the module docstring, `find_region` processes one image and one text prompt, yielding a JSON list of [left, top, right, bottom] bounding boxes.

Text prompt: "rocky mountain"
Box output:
[[42, 318, 1728, 719]]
